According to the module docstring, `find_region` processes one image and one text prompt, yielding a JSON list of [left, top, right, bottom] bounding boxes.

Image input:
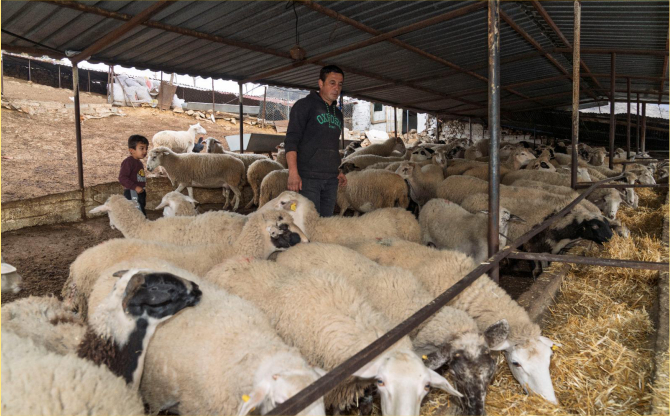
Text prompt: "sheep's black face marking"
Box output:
[[270, 223, 302, 249], [124, 272, 202, 320], [339, 162, 359, 175], [579, 218, 613, 245], [540, 162, 550, 169]]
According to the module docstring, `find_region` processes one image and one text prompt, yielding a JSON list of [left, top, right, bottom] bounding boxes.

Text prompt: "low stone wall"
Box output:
[[1, 177, 254, 233]]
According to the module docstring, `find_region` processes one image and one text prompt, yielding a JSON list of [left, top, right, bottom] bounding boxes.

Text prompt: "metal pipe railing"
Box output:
[[508, 251, 668, 271]]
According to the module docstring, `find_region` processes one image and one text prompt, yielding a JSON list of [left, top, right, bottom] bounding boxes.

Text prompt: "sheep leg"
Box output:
[[230, 186, 242, 212], [175, 183, 186, 194], [187, 187, 194, 201], [246, 183, 260, 209], [222, 188, 230, 210]]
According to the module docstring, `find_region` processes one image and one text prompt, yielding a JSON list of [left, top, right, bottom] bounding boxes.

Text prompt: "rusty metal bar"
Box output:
[[72, 65, 84, 190], [574, 183, 668, 189], [627, 77, 631, 159], [340, 94, 345, 150], [660, 33, 669, 104], [28, 57, 31, 82], [58, 64, 61, 89], [212, 78, 215, 115], [609, 53, 616, 169], [554, 47, 669, 56], [266, 174, 618, 416], [488, 0, 501, 284], [394, 107, 398, 139], [508, 251, 668, 271], [239, 82, 244, 154], [636, 93, 640, 153], [1, 51, 3, 96], [70, 0, 171, 64], [571, 0, 581, 190], [641, 102, 647, 153], [590, 73, 666, 82]]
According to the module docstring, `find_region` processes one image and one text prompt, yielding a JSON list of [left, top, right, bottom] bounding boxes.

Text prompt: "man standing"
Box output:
[[284, 65, 347, 217]]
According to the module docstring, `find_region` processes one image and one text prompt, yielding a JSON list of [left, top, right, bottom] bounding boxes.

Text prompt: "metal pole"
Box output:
[[261, 86, 267, 129], [239, 82, 244, 153], [340, 93, 345, 150], [533, 124, 537, 147], [88, 70, 90, 92], [72, 65, 84, 191], [488, 0, 500, 283], [58, 65, 61, 89], [394, 107, 398, 138], [626, 77, 631, 159], [1, 51, 3, 96], [212, 78, 216, 115], [571, 0, 581, 189], [436, 117, 441, 141], [28, 58, 31, 82], [608, 53, 616, 169], [469, 116, 472, 143], [636, 93, 640, 153], [641, 102, 647, 153]]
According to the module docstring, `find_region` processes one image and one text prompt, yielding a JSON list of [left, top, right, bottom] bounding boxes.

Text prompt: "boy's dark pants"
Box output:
[[123, 189, 147, 217], [300, 177, 339, 217]]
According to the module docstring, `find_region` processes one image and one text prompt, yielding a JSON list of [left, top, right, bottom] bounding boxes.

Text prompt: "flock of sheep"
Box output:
[[2, 122, 667, 416]]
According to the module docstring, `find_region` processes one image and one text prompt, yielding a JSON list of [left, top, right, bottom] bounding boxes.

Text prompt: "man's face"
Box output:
[[130, 143, 148, 160], [318, 72, 344, 105]]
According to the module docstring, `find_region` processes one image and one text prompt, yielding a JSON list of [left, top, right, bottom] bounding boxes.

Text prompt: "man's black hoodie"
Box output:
[[284, 90, 343, 180]]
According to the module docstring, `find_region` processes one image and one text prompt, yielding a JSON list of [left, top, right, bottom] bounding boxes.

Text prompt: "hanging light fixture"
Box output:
[[287, 1, 306, 61]]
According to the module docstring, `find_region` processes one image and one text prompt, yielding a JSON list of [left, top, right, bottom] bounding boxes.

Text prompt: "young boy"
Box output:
[[119, 135, 149, 216]]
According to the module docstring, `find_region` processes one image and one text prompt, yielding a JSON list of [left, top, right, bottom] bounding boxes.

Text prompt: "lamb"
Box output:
[[337, 169, 410, 215], [204, 136, 226, 153], [245, 158, 285, 208], [2, 268, 201, 415], [258, 169, 289, 207], [276, 144, 288, 168], [347, 238, 560, 404], [419, 198, 523, 264], [263, 191, 421, 244], [1, 257, 22, 294], [205, 258, 463, 415], [155, 191, 198, 216], [461, 147, 536, 181], [146, 146, 245, 211], [345, 136, 404, 158], [86, 261, 326, 416], [89, 194, 248, 246], [152, 123, 207, 153], [274, 242, 500, 415], [62, 209, 308, 318], [395, 161, 444, 207]]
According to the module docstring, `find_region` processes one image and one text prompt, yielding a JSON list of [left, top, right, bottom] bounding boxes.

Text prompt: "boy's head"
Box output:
[[128, 135, 149, 160]]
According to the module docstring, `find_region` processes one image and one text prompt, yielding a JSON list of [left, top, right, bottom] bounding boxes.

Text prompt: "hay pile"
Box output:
[[418, 189, 668, 416]]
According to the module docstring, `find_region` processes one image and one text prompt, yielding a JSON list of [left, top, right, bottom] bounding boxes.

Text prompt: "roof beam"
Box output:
[[659, 32, 668, 104], [1, 44, 65, 60], [240, 2, 486, 83], [69, 1, 171, 64], [554, 47, 669, 57]]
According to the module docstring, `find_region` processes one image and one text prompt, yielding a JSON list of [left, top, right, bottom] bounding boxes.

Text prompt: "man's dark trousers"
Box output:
[[300, 177, 339, 217]]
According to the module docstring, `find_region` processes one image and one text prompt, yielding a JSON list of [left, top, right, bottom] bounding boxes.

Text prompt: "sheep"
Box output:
[[204, 136, 225, 153], [152, 123, 207, 153], [337, 169, 409, 215], [345, 136, 404, 158], [146, 146, 245, 211], [589, 187, 623, 219], [339, 154, 408, 172], [62, 209, 308, 318], [2, 268, 201, 416], [258, 169, 289, 207], [419, 199, 523, 264], [155, 191, 198, 216], [524, 150, 556, 172], [346, 238, 560, 404], [409, 146, 436, 162], [89, 194, 248, 246], [395, 161, 444, 207], [87, 261, 326, 416], [628, 168, 656, 185], [205, 258, 463, 415], [608, 218, 631, 238], [274, 242, 500, 415], [445, 160, 487, 177], [262, 191, 421, 244], [203, 139, 269, 180], [1, 258, 22, 294], [502, 169, 574, 187], [276, 145, 288, 168], [343, 141, 362, 157], [246, 158, 285, 209], [436, 175, 490, 205], [459, 147, 536, 181], [464, 146, 483, 160]]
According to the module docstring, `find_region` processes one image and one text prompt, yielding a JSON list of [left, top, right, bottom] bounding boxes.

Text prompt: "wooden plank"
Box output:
[[274, 120, 289, 133]]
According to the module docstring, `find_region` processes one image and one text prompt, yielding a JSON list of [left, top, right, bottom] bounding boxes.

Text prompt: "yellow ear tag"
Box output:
[[242, 395, 250, 402], [551, 345, 558, 351], [290, 203, 297, 211], [422, 355, 428, 360]]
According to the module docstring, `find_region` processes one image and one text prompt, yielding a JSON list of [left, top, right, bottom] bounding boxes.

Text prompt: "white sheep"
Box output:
[[258, 169, 289, 207], [246, 158, 285, 209], [155, 191, 198, 216], [152, 123, 207, 153], [86, 260, 326, 416], [205, 258, 462, 415], [262, 191, 421, 244], [62, 209, 308, 318], [275, 242, 501, 415], [347, 238, 560, 404], [146, 146, 245, 211], [2, 268, 201, 415], [337, 169, 409, 215], [436, 175, 490, 205], [345, 136, 405, 159], [339, 154, 408, 172], [394, 161, 444, 207], [90, 194, 248, 246], [1, 258, 22, 294], [203, 137, 269, 176], [419, 198, 523, 264]]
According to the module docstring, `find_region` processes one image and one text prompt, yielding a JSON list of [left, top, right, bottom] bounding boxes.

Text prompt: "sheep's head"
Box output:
[[447, 145, 465, 159], [89, 195, 137, 229], [577, 215, 613, 245], [155, 191, 198, 217], [499, 144, 517, 160], [204, 137, 223, 153], [510, 148, 536, 168], [394, 136, 407, 154], [245, 210, 309, 258], [191, 122, 207, 135], [589, 149, 606, 166], [595, 191, 622, 220], [636, 171, 656, 185], [526, 158, 556, 172], [433, 150, 448, 169], [395, 162, 415, 179], [262, 191, 316, 237], [146, 147, 173, 172], [410, 147, 434, 162], [338, 161, 361, 175]]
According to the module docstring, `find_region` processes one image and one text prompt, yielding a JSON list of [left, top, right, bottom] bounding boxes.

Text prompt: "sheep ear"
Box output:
[[313, 367, 328, 377], [89, 204, 110, 214], [162, 151, 171, 156], [237, 383, 270, 416], [184, 196, 198, 204], [353, 358, 383, 379], [155, 200, 168, 209], [112, 270, 129, 278], [428, 369, 463, 397], [484, 319, 510, 349]]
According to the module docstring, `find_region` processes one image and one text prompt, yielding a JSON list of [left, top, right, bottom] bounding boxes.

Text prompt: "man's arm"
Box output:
[[285, 99, 310, 192], [286, 151, 301, 191]]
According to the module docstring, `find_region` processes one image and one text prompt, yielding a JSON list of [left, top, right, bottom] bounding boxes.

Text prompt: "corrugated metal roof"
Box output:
[[1, 1, 667, 119]]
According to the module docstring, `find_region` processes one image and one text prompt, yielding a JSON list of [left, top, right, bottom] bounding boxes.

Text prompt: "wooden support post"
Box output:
[[626, 77, 631, 159], [571, 0, 581, 189], [73, 65, 84, 191], [641, 102, 647, 153], [261, 86, 267, 129], [239, 82, 244, 153], [608, 53, 616, 170], [394, 107, 398, 138], [28, 58, 31, 82]]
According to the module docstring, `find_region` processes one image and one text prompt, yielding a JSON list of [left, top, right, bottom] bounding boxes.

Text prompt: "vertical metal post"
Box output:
[[571, 0, 581, 189], [340, 94, 345, 150], [72, 65, 84, 191], [261, 86, 267, 129], [394, 107, 398, 138], [88, 70, 91, 92], [469, 117, 472, 143], [626, 77, 631, 159], [239, 82, 244, 153], [28, 58, 31, 82], [58, 65, 61, 89], [608, 53, 616, 169], [406, 110, 409, 135], [1, 51, 3, 96], [212, 78, 216, 115], [436, 117, 441, 141], [641, 102, 647, 153], [636, 93, 640, 154], [488, 0, 501, 283]]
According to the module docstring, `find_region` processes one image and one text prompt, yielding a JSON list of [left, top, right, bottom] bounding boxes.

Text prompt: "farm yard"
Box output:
[[2, 1, 669, 416]]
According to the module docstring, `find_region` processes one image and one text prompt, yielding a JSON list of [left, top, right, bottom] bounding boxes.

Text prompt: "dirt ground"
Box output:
[[1, 76, 277, 202]]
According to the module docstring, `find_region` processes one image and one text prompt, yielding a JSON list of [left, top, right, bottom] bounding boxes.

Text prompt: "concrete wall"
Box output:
[[1, 178, 254, 233]]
